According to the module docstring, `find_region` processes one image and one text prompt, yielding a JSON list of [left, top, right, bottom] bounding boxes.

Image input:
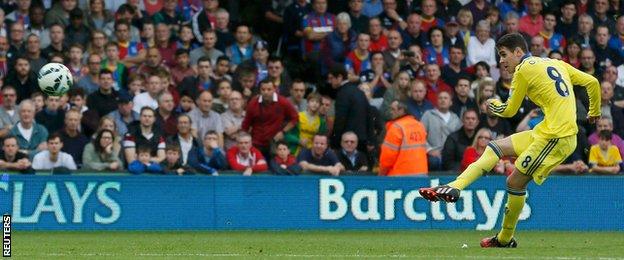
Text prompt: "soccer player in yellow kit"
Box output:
[[419, 33, 602, 247]]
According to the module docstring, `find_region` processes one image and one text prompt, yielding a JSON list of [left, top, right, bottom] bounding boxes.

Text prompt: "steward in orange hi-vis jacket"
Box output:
[[379, 101, 428, 176]]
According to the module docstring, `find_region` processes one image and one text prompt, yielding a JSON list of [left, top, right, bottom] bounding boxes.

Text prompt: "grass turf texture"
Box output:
[[13, 231, 624, 259]]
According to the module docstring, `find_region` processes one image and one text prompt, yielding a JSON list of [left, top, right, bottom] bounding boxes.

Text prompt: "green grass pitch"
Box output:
[[13, 230, 624, 259]]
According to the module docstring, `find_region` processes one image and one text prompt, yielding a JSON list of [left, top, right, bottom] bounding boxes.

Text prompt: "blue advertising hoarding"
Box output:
[[0, 175, 622, 231]]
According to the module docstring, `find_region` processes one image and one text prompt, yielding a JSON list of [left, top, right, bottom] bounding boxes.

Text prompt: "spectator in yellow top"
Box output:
[[589, 130, 622, 174]]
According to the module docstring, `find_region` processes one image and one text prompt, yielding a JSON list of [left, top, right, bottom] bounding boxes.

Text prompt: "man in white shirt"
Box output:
[[32, 133, 77, 171], [133, 74, 163, 114]]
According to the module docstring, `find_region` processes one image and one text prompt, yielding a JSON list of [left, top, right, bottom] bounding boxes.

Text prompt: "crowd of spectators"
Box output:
[[0, 0, 622, 176]]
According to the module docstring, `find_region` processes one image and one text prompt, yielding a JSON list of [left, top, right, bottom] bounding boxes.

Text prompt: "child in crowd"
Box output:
[[129, 146, 164, 174], [68, 88, 88, 113], [171, 49, 196, 85], [589, 130, 622, 174], [126, 74, 145, 98], [160, 144, 188, 175], [175, 92, 195, 114], [31, 92, 45, 112], [270, 141, 301, 175]]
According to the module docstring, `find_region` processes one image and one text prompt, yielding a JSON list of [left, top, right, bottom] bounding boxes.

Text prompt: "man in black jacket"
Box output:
[[328, 65, 374, 153], [442, 108, 479, 171]]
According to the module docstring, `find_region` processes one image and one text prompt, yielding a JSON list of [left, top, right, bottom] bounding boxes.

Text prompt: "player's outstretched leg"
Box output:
[[419, 141, 505, 203], [481, 169, 531, 248]]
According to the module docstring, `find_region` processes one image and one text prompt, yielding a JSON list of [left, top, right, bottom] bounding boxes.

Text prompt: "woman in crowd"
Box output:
[[323, 12, 356, 72], [380, 70, 411, 121], [82, 129, 124, 171], [563, 39, 582, 68], [360, 51, 392, 98], [460, 128, 506, 174]]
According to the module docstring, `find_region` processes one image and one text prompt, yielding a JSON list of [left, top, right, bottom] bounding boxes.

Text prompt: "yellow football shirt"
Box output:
[[588, 144, 622, 167], [489, 56, 601, 139]]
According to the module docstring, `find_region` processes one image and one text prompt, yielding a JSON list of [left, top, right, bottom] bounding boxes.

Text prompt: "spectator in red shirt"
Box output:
[[242, 79, 299, 159], [226, 132, 268, 175], [422, 63, 453, 106], [461, 128, 506, 174], [368, 17, 388, 52], [420, 0, 444, 33], [518, 0, 543, 37]]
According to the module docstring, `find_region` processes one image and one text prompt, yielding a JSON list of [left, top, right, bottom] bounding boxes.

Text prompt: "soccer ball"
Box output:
[[37, 63, 73, 96]]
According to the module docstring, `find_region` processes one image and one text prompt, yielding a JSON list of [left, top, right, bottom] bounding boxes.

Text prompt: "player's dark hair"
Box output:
[[496, 33, 529, 53], [599, 130, 613, 141]]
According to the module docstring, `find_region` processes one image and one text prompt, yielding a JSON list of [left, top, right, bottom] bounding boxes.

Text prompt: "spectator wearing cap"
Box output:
[[518, 0, 543, 37], [238, 40, 270, 83], [188, 90, 224, 147], [190, 29, 224, 67], [57, 109, 89, 168], [347, 0, 369, 34], [123, 107, 166, 164], [242, 79, 299, 159], [106, 93, 139, 136], [444, 17, 465, 50], [441, 45, 470, 88], [87, 69, 121, 117], [226, 24, 254, 70], [421, 91, 461, 171], [66, 8, 91, 48], [329, 65, 373, 152]]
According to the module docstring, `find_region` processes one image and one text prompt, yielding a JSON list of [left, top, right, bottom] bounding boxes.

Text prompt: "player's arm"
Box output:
[[487, 70, 527, 118], [563, 61, 601, 120]]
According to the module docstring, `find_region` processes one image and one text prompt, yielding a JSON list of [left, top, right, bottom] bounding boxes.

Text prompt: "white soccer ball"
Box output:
[[37, 63, 73, 96]]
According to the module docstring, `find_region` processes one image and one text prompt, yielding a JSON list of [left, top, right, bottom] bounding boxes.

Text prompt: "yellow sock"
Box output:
[[497, 189, 527, 244], [448, 144, 502, 190]]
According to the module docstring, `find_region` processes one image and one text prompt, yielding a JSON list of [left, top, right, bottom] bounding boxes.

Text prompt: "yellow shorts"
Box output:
[[510, 130, 577, 185]]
